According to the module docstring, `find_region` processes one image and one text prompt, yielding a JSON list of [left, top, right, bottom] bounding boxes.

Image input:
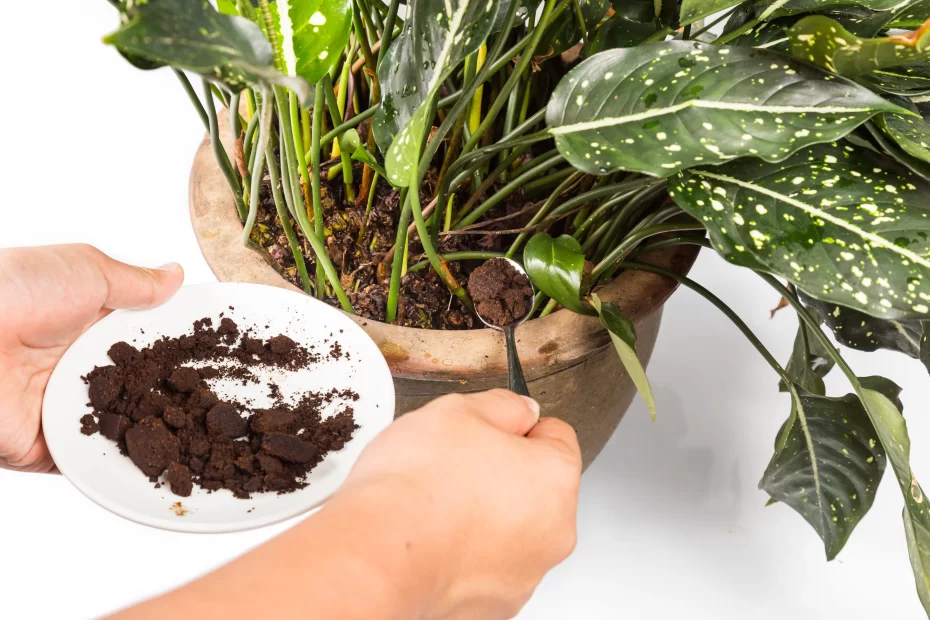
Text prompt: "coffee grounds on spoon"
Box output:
[[80, 316, 358, 499]]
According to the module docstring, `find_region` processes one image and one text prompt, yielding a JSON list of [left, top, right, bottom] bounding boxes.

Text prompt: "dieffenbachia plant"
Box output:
[[102, 0, 930, 612]]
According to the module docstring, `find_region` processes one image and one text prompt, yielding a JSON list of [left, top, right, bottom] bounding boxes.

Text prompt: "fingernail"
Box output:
[[156, 262, 183, 273], [520, 396, 540, 420]]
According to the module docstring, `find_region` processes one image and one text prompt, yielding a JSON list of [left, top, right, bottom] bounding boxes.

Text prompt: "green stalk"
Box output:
[[202, 78, 247, 221], [357, 0, 383, 40], [309, 82, 327, 296], [266, 141, 313, 294], [571, 0, 588, 56], [593, 184, 666, 261], [358, 171, 380, 243], [455, 154, 565, 228], [242, 111, 260, 170], [572, 188, 644, 238], [408, 251, 505, 273], [524, 168, 575, 194], [459, 0, 559, 154], [322, 75, 356, 200], [229, 92, 241, 138], [258, 0, 285, 70], [580, 219, 613, 253], [507, 171, 584, 257], [377, 0, 401, 65], [620, 261, 790, 383], [591, 221, 705, 281], [386, 188, 410, 323], [242, 85, 273, 245], [287, 91, 313, 204]]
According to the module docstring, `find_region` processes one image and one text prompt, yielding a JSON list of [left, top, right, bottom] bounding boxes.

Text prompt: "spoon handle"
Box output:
[[504, 326, 529, 396]]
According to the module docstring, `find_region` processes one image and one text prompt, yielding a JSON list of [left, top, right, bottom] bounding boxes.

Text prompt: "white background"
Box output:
[[2, 3, 928, 618]]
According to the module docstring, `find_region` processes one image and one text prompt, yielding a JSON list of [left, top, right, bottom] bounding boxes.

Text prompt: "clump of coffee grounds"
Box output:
[[467, 259, 534, 327], [79, 317, 359, 499]]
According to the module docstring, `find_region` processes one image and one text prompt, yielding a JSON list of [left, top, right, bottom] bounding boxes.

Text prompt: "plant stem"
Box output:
[[571, 0, 588, 56], [407, 251, 505, 273], [242, 85, 273, 245], [202, 78, 248, 221], [242, 109, 260, 167], [591, 221, 704, 280], [620, 261, 790, 384], [689, 6, 739, 39], [309, 82, 327, 296], [266, 143, 313, 293], [322, 75, 356, 201], [257, 0, 285, 70], [377, 0, 401, 66], [386, 188, 410, 323], [507, 171, 585, 257]]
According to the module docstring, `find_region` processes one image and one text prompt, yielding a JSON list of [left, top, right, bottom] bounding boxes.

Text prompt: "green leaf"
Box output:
[[216, 0, 239, 15], [862, 118, 930, 181], [540, 0, 611, 55], [105, 0, 311, 103], [749, 0, 911, 19], [384, 103, 432, 187], [523, 233, 586, 314], [680, 0, 743, 26], [268, 0, 352, 84], [590, 293, 657, 422], [780, 322, 836, 395], [788, 15, 930, 77], [864, 63, 930, 96], [879, 112, 930, 164], [801, 291, 922, 357], [760, 383, 887, 560], [920, 321, 930, 373], [546, 41, 903, 178], [668, 141, 930, 319], [349, 144, 389, 180], [373, 0, 498, 153], [589, 10, 661, 53], [491, 0, 539, 33]]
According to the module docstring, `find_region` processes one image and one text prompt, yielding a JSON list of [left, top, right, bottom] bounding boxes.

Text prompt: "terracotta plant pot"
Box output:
[[189, 124, 699, 467]]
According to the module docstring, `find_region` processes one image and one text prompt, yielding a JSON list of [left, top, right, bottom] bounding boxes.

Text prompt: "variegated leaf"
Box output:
[[761, 383, 887, 560], [668, 142, 930, 319], [373, 0, 498, 153], [864, 63, 930, 96], [106, 0, 311, 102], [749, 0, 911, 19], [268, 0, 352, 84], [879, 112, 930, 163], [788, 15, 930, 77], [680, 0, 744, 26], [546, 41, 903, 178], [779, 322, 836, 395]]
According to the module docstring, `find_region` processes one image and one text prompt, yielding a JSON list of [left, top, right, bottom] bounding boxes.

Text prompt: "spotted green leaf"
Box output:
[[266, 0, 352, 84], [523, 233, 586, 314], [921, 321, 930, 372], [680, 0, 743, 25], [904, 506, 930, 616], [788, 15, 930, 77], [546, 41, 902, 178], [863, 117, 930, 181], [589, 8, 661, 53], [749, 0, 911, 19], [779, 322, 836, 395], [373, 0, 498, 153], [590, 293, 657, 422], [760, 382, 887, 560], [105, 0, 311, 103], [879, 112, 930, 163], [801, 291, 922, 358], [669, 142, 930, 319]]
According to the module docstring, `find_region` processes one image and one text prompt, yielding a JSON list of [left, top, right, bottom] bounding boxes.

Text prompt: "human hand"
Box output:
[[333, 389, 582, 620], [0, 245, 183, 473]]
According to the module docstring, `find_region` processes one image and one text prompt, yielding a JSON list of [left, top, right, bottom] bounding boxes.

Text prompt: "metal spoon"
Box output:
[[473, 258, 535, 397]]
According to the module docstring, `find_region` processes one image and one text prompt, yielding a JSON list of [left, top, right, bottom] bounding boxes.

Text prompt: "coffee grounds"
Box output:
[[80, 316, 359, 499], [467, 258, 534, 327]]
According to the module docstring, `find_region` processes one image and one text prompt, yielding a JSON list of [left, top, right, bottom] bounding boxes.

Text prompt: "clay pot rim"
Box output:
[[188, 133, 700, 381]]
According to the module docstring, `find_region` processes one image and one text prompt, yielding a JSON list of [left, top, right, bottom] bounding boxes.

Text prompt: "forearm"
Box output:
[[115, 479, 437, 620]]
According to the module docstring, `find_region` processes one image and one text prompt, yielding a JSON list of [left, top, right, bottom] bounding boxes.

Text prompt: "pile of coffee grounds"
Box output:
[[467, 259, 534, 327], [79, 316, 359, 499]]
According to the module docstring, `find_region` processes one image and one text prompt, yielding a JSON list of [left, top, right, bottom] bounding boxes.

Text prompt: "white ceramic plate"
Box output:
[[43, 282, 395, 533]]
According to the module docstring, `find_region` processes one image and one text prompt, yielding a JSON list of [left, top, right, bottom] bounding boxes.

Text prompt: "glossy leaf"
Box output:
[[590, 10, 661, 53], [880, 112, 930, 164], [801, 291, 922, 357], [541, 0, 611, 56], [590, 293, 657, 422], [780, 322, 836, 395], [904, 507, 930, 616], [724, 18, 793, 52], [749, 0, 910, 19], [864, 63, 930, 96], [384, 104, 432, 187], [921, 321, 930, 373], [788, 15, 930, 77], [523, 233, 586, 314], [373, 0, 498, 153], [105, 0, 311, 102], [546, 41, 902, 178], [680, 0, 743, 25], [491, 0, 538, 33], [862, 118, 930, 181], [668, 142, 930, 319], [268, 0, 352, 84], [760, 383, 887, 560]]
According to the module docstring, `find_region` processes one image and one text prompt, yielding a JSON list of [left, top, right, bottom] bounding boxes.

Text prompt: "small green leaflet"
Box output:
[[385, 103, 431, 187], [880, 113, 930, 164], [105, 0, 311, 103], [668, 141, 930, 319], [523, 233, 587, 314], [590, 293, 657, 422], [373, 0, 498, 153], [545, 41, 902, 178], [760, 383, 887, 560], [679, 0, 743, 26], [269, 0, 352, 84], [788, 15, 930, 77]]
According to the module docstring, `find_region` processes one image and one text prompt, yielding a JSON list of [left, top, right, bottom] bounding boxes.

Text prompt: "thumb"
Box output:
[[78, 246, 185, 310], [526, 417, 582, 465], [455, 389, 541, 436]]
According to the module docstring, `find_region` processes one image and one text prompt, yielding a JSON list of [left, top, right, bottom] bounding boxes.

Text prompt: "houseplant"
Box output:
[[103, 0, 930, 612]]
